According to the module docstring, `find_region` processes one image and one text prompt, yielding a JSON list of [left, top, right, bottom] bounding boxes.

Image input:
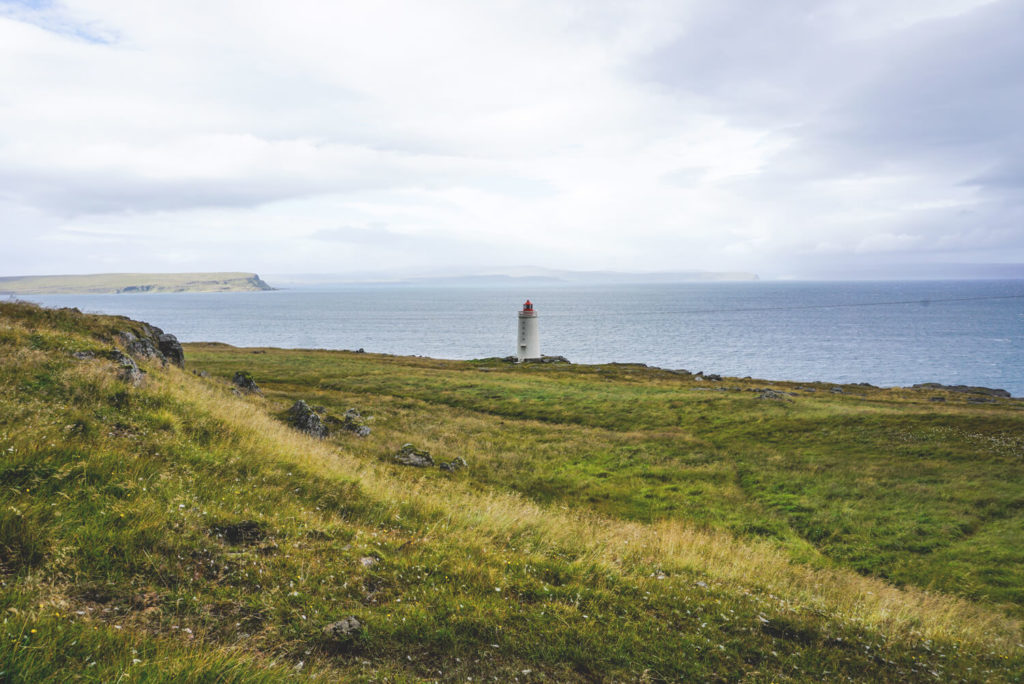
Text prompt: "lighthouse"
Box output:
[[516, 299, 540, 361]]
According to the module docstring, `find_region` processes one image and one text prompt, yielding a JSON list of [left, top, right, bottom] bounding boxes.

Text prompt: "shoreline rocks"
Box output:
[[911, 383, 1010, 398]]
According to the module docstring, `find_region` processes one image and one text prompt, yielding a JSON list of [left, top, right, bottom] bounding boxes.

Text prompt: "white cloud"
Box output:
[[0, 0, 1022, 277]]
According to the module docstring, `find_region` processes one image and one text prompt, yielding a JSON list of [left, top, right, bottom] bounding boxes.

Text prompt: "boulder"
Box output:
[[118, 330, 166, 364], [288, 400, 328, 438], [393, 443, 434, 467], [157, 333, 184, 367], [232, 371, 262, 395]]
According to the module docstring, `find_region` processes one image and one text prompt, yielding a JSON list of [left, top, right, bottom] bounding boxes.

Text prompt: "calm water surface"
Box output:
[[22, 280, 1024, 396]]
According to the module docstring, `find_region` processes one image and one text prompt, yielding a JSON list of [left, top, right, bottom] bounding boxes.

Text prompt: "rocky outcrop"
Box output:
[[911, 383, 1010, 398], [756, 389, 792, 401], [113, 322, 186, 369], [522, 355, 571, 364], [288, 400, 329, 438], [336, 408, 371, 437], [108, 349, 144, 386], [70, 321, 183, 383], [393, 444, 434, 467], [232, 371, 262, 394], [118, 330, 164, 362], [392, 444, 467, 471], [694, 372, 723, 382], [158, 333, 184, 367], [439, 456, 468, 472]]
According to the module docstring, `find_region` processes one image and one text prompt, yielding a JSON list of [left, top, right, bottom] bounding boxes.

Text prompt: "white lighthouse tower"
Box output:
[[516, 299, 540, 361]]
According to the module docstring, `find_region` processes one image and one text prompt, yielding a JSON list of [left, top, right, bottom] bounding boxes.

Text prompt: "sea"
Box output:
[[19, 280, 1024, 397]]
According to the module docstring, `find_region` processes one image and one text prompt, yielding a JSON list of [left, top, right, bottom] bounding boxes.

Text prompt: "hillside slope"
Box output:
[[187, 343, 1024, 616], [0, 272, 273, 294], [1, 301, 1021, 682]]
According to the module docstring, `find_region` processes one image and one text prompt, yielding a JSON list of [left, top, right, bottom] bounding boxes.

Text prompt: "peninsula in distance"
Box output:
[[0, 272, 274, 295], [0, 269, 760, 294]]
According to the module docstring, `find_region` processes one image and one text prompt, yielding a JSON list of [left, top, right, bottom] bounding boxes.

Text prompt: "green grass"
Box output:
[[1, 300, 1022, 682], [186, 343, 1024, 613]]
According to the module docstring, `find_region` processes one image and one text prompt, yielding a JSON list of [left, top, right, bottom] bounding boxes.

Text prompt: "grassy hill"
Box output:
[[0, 272, 273, 294], [1, 300, 1021, 681]]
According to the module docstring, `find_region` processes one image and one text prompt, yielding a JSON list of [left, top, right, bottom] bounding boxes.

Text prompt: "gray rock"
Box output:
[[521, 355, 571, 364], [157, 333, 184, 367], [339, 408, 372, 437], [359, 556, 378, 568], [108, 349, 144, 386], [232, 371, 262, 395], [71, 350, 95, 360], [393, 443, 434, 467], [929, 396, 946, 402], [118, 330, 166, 364], [911, 382, 1010, 398], [830, 386, 845, 394], [288, 400, 328, 438], [756, 389, 791, 401], [322, 616, 363, 640], [439, 456, 468, 472]]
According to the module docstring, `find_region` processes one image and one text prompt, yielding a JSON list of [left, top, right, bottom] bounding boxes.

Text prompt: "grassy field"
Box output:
[[0, 272, 273, 294], [1, 300, 1022, 681], [186, 343, 1024, 613]]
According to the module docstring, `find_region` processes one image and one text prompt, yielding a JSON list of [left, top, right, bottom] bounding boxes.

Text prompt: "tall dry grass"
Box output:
[[158, 372, 1023, 652]]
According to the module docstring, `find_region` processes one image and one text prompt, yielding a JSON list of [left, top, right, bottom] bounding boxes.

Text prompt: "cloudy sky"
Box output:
[[1, 0, 1022, 279]]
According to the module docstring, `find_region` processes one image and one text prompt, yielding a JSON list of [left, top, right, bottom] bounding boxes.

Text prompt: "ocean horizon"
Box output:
[[19, 279, 1024, 397]]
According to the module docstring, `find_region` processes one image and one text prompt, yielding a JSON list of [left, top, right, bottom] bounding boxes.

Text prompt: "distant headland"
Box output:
[[0, 272, 274, 295]]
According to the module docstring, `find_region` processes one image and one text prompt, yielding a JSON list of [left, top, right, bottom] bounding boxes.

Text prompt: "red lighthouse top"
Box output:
[[522, 300, 533, 312]]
